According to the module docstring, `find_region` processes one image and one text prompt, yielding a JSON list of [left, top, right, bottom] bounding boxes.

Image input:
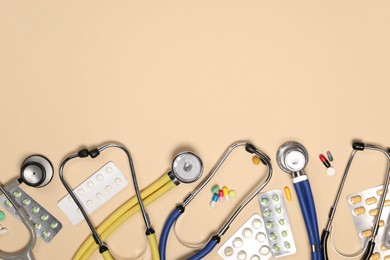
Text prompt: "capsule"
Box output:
[[218, 189, 224, 202], [211, 185, 219, 194], [229, 190, 237, 199], [353, 207, 366, 216], [210, 193, 218, 208], [284, 186, 292, 201], [349, 195, 362, 204], [222, 186, 229, 202], [327, 151, 334, 161], [365, 197, 377, 205], [319, 154, 331, 168], [252, 156, 261, 165]]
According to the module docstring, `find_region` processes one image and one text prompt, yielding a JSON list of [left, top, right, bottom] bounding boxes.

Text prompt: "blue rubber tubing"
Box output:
[[302, 180, 323, 260], [294, 181, 318, 260], [187, 239, 218, 260], [159, 208, 182, 260]]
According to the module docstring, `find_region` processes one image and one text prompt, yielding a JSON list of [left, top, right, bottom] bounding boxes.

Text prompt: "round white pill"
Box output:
[[237, 250, 247, 260], [327, 166, 336, 176], [233, 237, 243, 248]]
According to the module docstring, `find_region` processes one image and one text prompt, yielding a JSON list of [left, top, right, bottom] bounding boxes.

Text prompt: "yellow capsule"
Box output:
[[353, 207, 366, 216], [369, 208, 379, 216], [252, 156, 261, 165], [350, 196, 362, 204], [284, 186, 292, 201], [365, 197, 377, 205], [361, 229, 372, 238], [380, 220, 385, 227], [370, 253, 380, 260], [380, 244, 388, 251]]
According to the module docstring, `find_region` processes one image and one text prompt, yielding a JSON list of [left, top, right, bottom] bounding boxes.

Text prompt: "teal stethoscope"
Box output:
[[276, 141, 323, 260], [159, 141, 273, 260]]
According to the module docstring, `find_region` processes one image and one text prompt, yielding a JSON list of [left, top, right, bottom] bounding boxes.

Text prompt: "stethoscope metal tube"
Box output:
[[160, 141, 272, 260], [59, 142, 154, 258], [321, 142, 390, 260]]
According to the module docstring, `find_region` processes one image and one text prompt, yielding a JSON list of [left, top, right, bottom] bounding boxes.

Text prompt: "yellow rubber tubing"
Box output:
[[73, 173, 171, 260], [76, 180, 176, 260], [147, 233, 160, 260], [101, 250, 114, 260]]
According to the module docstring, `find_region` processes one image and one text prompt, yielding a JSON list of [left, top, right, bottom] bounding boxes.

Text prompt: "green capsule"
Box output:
[[272, 244, 281, 253], [281, 230, 288, 237], [211, 185, 219, 194], [279, 218, 285, 225], [270, 232, 277, 240], [261, 197, 269, 205], [272, 194, 280, 202], [284, 242, 291, 249], [266, 221, 275, 229]]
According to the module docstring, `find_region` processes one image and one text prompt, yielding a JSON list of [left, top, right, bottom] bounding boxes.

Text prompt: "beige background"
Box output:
[[1, 1, 390, 259]]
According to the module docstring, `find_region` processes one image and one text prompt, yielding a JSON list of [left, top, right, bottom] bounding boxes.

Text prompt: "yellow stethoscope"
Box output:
[[60, 142, 203, 260]]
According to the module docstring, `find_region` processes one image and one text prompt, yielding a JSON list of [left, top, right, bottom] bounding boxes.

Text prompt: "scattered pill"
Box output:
[[327, 151, 334, 161], [369, 208, 378, 216], [361, 229, 372, 238], [284, 186, 292, 201], [218, 189, 224, 202], [353, 207, 366, 216], [252, 156, 261, 165], [319, 154, 331, 168], [229, 190, 236, 199], [211, 185, 219, 194], [210, 193, 218, 208], [224, 246, 233, 256], [50, 222, 58, 229], [365, 197, 378, 205], [370, 253, 380, 260], [22, 198, 31, 206], [0, 227, 8, 235], [327, 167, 336, 176], [266, 221, 274, 229], [350, 195, 362, 204], [32, 206, 40, 214], [40, 214, 49, 221], [272, 194, 280, 202], [256, 232, 266, 242], [222, 186, 229, 202], [260, 246, 270, 255], [252, 219, 262, 229], [0, 211, 5, 221]]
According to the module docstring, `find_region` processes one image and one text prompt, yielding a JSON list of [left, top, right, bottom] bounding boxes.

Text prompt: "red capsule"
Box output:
[[218, 189, 224, 202], [319, 154, 331, 168]]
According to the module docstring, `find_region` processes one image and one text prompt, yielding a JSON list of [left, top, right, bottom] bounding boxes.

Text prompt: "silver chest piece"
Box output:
[[20, 155, 54, 187], [171, 152, 203, 184]]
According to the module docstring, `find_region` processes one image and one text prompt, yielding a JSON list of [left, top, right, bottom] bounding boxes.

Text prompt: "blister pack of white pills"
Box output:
[[218, 214, 272, 260], [347, 185, 390, 259], [58, 162, 129, 225], [258, 190, 296, 258]]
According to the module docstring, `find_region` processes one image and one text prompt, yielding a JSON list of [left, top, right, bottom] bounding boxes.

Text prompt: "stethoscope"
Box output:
[[59, 142, 159, 260], [0, 154, 54, 260], [276, 141, 323, 260], [321, 142, 390, 260], [159, 141, 272, 260]]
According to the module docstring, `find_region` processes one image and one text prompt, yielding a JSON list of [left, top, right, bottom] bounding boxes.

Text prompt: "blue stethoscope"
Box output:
[[159, 141, 273, 260], [276, 141, 323, 260]]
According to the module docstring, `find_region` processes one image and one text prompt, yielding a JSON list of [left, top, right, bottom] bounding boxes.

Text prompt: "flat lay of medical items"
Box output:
[[1, 140, 390, 260]]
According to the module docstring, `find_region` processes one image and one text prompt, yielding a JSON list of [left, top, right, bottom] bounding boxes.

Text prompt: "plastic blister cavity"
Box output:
[[58, 161, 129, 225], [347, 185, 390, 258], [217, 214, 271, 260], [258, 189, 296, 258], [0, 185, 62, 242]]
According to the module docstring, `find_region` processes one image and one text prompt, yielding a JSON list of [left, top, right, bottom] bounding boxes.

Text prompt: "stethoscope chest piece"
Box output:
[[277, 142, 308, 173], [21, 155, 54, 188], [172, 152, 203, 184]]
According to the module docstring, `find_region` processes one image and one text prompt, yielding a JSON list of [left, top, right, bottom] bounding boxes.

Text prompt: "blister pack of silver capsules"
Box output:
[[347, 185, 390, 260], [258, 190, 296, 258], [0, 182, 62, 242], [218, 214, 272, 260]]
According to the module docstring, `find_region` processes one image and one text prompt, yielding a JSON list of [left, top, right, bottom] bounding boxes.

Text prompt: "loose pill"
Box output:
[[369, 208, 378, 216], [210, 193, 218, 208], [211, 185, 219, 194], [222, 186, 229, 202], [349, 195, 362, 204], [319, 154, 331, 168], [370, 253, 380, 260], [229, 190, 236, 199], [327, 151, 334, 161], [361, 229, 372, 238], [284, 186, 292, 201], [252, 156, 261, 165], [353, 207, 366, 216], [218, 189, 224, 202], [0, 211, 5, 221], [365, 197, 377, 205], [326, 167, 336, 176]]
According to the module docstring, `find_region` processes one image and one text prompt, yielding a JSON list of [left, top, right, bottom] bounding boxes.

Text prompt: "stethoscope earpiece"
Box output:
[[20, 155, 54, 188]]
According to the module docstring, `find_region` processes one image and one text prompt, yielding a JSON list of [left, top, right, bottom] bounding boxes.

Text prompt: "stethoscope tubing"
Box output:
[[159, 207, 182, 260]]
